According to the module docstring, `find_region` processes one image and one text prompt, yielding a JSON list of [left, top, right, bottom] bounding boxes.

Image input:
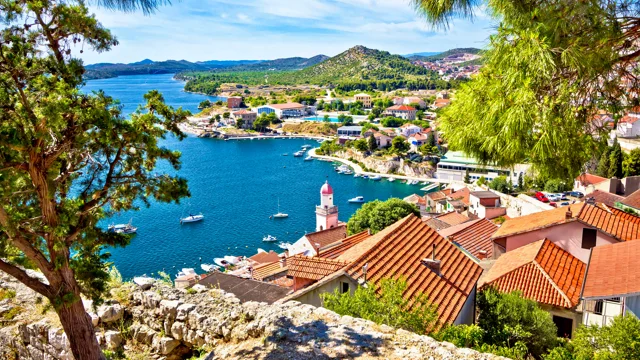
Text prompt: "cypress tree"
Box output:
[[609, 140, 624, 178], [597, 147, 611, 177]]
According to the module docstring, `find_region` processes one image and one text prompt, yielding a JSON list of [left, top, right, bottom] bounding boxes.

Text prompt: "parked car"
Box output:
[[535, 191, 549, 203], [568, 191, 584, 198], [547, 193, 562, 202], [560, 202, 570, 206]]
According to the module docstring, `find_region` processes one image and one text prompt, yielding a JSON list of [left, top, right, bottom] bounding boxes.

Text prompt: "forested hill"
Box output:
[[179, 45, 459, 94], [83, 55, 327, 80]]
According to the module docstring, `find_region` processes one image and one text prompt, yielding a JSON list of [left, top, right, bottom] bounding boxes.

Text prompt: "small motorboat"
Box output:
[[214, 258, 230, 268], [223, 256, 242, 265], [108, 219, 137, 234], [176, 268, 197, 278], [180, 213, 204, 224], [301, 144, 312, 149], [293, 151, 304, 157], [304, 156, 313, 161], [201, 264, 217, 272], [277, 242, 292, 250], [336, 165, 350, 173], [343, 170, 353, 175], [388, 178, 395, 182], [263, 235, 277, 242], [421, 181, 429, 185], [370, 175, 382, 181], [362, 175, 369, 179], [348, 196, 365, 203], [353, 173, 360, 178]]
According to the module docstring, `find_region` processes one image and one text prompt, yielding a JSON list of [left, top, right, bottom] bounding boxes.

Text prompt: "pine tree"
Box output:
[[368, 134, 378, 151], [464, 168, 470, 184], [609, 139, 624, 178], [597, 147, 612, 177], [517, 173, 524, 191]]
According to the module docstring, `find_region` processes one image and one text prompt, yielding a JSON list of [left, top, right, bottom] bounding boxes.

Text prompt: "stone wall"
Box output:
[[0, 276, 507, 360]]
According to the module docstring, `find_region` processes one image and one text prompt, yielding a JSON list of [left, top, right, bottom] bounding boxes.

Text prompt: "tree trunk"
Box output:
[[56, 297, 105, 360]]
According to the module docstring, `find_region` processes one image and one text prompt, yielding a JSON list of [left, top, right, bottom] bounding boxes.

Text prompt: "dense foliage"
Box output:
[[346, 198, 419, 235], [413, 0, 640, 180], [563, 315, 640, 360], [0, 1, 188, 358], [321, 278, 439, 335]]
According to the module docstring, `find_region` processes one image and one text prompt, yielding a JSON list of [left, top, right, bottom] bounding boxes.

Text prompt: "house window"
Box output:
[[341, 282, 350, 294], [553, 315, 574, 338], [582, 228, 597, 249], [594, 300, 604, 315]]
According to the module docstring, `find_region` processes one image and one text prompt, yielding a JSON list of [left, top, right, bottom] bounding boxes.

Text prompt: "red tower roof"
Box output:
[[321, 180, 333, 195]]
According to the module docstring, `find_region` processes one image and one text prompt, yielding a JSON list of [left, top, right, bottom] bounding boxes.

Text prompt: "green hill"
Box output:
[[218, 55, 329, 72], [179, 46, 456, 94]]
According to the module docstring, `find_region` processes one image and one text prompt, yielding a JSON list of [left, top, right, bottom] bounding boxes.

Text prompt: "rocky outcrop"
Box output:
[[0, 273, 506, 360], [337, 149, 436, 178]]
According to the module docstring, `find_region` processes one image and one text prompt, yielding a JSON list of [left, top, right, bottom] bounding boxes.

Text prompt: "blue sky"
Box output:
[[81, 0, 496, 64]]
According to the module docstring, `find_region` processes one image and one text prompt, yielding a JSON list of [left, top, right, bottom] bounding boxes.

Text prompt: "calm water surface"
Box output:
[[84, 74, 420, 279]]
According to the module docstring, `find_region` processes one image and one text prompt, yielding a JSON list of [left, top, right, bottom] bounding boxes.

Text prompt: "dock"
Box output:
[[224, 135, 332, 141]]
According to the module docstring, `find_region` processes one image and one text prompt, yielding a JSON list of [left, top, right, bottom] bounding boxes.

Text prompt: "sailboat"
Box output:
[[272, 198, 288, 219]]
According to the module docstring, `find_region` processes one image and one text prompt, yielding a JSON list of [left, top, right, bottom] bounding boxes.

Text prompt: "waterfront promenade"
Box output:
[[308, 149, 457, 185]]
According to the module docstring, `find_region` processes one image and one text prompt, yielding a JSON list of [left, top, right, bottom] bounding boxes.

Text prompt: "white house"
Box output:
[[582, 240, 640, 326], [385, 105, 417, 120], [616, 109, 640, 138], [468, 191, 506, 220], [397, 123, 421, 137], [257, 102, 308, 119], [403, 96, 426, 109]]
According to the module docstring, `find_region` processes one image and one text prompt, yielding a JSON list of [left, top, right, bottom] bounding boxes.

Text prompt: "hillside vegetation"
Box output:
[[410, 47, 482, 62], [216, 55, 329, 72], [179, 46, 462, 94]]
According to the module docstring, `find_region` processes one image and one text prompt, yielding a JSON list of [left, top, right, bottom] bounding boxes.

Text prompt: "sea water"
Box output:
[[84, 74, 419, 279]]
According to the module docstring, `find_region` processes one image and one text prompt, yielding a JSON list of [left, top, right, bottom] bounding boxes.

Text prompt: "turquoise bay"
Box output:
[[84, 74, 418, 279]]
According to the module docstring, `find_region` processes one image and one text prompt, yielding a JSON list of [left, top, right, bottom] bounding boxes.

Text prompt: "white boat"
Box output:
[[421, 181, 429, 185], [354, 173, 361, 178], [336, 164, 350, 173], [388, 178, 395, 182], [304, 156, 313, 161], [348, 196, 365, 203], [343, 170, 353, 175], [176, 268, 197, 278], [214, 258, 230, 268], [180, 213, 204, 224], [263, 235, 277, 242], [277, 242, 292, 250], [257, 248, 267, 253], [293, 151, 304, 157], [201, 264, 217, 272], [370, 175, 382, 181], [108, 219, 137, 234], [223, 256, 242, 265], [132, 275, 155, 287], [301, 144, 312, 149], [272, 198, 288, 219]]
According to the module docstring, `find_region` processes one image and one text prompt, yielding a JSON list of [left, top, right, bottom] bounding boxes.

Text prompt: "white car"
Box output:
[[546, 193, 562, 202]]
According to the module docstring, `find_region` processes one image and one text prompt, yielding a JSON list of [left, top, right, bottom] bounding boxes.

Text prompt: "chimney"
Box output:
[[315, 242, 321, 256], [362, 263, 369, 283], [586, 197, 596, 205], [421, 244, 442, 276], [477, 250, 488, 260], [565, 208, 573, 220], [279, 255, 287, 268]]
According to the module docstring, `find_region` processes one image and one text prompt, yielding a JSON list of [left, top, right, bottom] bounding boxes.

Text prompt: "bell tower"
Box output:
[[316, 180, 339, 231]]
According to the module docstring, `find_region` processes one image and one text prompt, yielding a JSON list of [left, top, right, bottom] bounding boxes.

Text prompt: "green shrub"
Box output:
[[0, 288, 16, 300], [346, 198, 419, 235], [435, 324, 484, 348]]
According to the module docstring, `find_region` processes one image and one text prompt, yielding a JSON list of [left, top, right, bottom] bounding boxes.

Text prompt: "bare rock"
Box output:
[[104, 330, 122, 350], [175, 303, 196, 321], [155, 336, 180, 355], [97, 304, 124, 324]]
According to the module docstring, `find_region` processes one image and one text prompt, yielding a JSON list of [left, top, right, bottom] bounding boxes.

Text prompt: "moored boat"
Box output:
[[304, 156, 313, 161], [263, 235, 277, 242], [180, 213, 204, 224], [201, 264, 217, 272], [108, 219, 137, 234], [388, 178, 395, 182], [370, 175, 382, 181], [293, 151, 304, 157], [277, 242, 292, 250], [348, 196, 365, 203], [272, 198, 288, 219]]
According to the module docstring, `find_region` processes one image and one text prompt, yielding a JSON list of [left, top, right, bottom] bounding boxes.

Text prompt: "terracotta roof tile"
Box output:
[[576, 173, 607, 186], [345, 215, 483, 325], [427, 191, 448, 201], [388, 105, 416, 111], [423, 217, 452, 231], [268, 102, 305, 110], [249, 250, 280, 264], [492, 203, 640, 242], [252, 261, 287, 281], [481, 239, 586, 308], [582, 240, 640, 299], [304, 225, 348, 249], [436, 211, 470, 226], [449, 187, 471, 205], [585, 190, 624, 208], [336, 220, 407, 262], [319, 231, 371, 260], [441, 219, 498, 259], [287, 255, 348, 281], [619, 115, 640, 124], [621, 188, 640, 210]]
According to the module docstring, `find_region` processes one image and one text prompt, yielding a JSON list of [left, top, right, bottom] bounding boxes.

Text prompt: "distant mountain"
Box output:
[[403, 51, 441, 58], [409, 47, 482, 62], [84, 59, 264, 80], [218, 55, 330, 72]]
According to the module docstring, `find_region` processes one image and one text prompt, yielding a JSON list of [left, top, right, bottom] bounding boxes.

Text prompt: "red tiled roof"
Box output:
[[449, 187, 471, 205], [576, 173, 607, 186], [387, 105, 416, 111], [436, 211, 470, 226], [619, 115, 640, 124], [345, 215, 483, 325], [249, 250, 280, 264], [304, 225, 347, 249], [440, 219, 498, 259], [481, 239, 586, 308], [252, 261, 287, 281], [427, 191, 448, 201], [423, 217, 453, 231], [318, 230, 371, 260], [582, 240, 640, 299], [232, 109, 255, 115], [287, 255, 348, 281], [404, 194, 426, 206], [621, 188, 640, 210], [609, 206, 640, 225], [493, 203, 640, 242], [585, 190, 624, 208]]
